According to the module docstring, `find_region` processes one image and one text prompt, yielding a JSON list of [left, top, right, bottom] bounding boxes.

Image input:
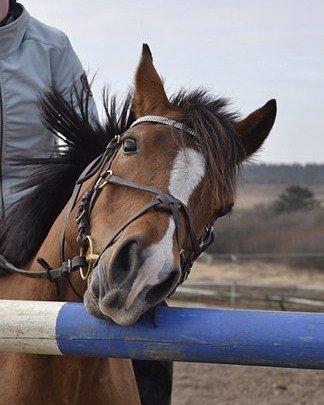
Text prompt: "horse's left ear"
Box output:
[[235, 99, 277, 159], [133, 44, 172, 117]]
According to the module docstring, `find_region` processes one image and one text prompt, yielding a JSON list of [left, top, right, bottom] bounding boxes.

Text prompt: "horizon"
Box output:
[[244, 162, 324, 167], [24, 0, 324, 165]]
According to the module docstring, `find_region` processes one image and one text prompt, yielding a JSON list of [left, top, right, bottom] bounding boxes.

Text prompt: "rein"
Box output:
[[0, 116, 233, 295]]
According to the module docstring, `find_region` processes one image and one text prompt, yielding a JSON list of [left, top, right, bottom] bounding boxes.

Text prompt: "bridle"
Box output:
[[0, 116, 233, 296]]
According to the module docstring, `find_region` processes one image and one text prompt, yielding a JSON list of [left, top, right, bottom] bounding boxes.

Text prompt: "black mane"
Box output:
[[0, 87, 241, 266], [0, 88, 134, 266]]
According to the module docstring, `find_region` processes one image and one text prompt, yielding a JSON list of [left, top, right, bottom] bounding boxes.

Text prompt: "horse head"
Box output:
[[69, 44, 277, 325]]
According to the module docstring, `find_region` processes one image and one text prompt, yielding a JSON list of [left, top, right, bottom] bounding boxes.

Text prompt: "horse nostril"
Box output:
[[145, 269, 180, 305], [99, 289, 120, 309], [88, 269, 102, 298], [110, 239, 142, 286]]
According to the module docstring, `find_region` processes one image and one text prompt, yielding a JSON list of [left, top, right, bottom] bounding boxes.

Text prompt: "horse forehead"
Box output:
[[168, 147, 206, 205]]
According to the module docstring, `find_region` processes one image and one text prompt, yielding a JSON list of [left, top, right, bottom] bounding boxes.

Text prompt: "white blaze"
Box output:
[[124, 148, 206, 307], [169, 148, 206, 204]]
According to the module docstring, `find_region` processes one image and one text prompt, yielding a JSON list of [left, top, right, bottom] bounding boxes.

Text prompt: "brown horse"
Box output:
[[0, 44, 276, 404]]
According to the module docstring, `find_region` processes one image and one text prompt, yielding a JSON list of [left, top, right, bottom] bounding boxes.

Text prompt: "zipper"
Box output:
[[0, 81, 4, 218]]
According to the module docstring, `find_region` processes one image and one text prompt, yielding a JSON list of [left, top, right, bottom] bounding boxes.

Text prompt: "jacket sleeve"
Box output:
[[52, 34, 98, 121]]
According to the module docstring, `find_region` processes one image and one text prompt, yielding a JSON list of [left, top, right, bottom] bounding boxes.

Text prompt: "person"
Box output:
[[0, 0, 97, 218]]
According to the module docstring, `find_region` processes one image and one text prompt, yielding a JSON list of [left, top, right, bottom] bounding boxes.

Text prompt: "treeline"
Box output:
[[242, 163, 324, 185], [209, 207, 324, 269]]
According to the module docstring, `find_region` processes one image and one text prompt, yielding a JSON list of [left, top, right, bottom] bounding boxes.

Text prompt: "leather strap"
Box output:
[[98, 198, 162, 260], [59, 136, 122, 261], [108, 175, 166, 195], [59, 154, 104, 262], [0, 254, 87, 281], [90, 170, 204, 283]]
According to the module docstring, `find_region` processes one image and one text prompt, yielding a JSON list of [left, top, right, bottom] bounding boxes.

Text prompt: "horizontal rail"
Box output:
[[183, 280, 324, 292], [200, 252, 324, 262], [173, 282, 324, 311], [0, 300, 324, 369], [175, 287, 324, 307]]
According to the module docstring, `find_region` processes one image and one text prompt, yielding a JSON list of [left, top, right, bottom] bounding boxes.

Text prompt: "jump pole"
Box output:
[[0, 300, 323, 369]]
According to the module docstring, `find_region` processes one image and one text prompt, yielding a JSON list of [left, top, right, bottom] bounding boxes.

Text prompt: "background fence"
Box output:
[[173, 281, 324, 312], [199, 252, 324, 263]]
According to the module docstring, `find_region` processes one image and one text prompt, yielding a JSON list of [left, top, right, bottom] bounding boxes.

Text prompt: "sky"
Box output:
[[24, 0, 324, 164]]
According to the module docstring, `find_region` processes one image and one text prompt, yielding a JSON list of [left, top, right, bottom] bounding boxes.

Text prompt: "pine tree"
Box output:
[[273, 186, 320, 213]]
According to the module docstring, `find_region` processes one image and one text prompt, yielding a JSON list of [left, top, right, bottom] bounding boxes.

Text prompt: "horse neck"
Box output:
[[1, 210, 141, 405], [30, 206, 85, 301]]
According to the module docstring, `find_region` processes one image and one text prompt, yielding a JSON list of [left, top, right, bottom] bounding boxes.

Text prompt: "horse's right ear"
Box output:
[[235, 99, 277, 160], [133, 44, 171, 117]]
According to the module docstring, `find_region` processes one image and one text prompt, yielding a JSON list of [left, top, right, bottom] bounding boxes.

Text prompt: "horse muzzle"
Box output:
[[84, 236, 181, 325]]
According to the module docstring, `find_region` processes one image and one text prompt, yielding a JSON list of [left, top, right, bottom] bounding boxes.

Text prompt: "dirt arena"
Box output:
[[172, 363, 324, 405], [171, 261, 324, 404]]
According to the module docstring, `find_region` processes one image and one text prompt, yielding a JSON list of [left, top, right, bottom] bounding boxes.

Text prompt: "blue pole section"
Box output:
[[56, 303, 324, 369]]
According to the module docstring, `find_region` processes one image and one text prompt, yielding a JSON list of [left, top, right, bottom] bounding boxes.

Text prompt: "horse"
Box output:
[[0, 44, 276, 404]]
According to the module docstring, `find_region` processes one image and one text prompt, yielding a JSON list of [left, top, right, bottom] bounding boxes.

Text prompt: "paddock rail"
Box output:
[[0, 300, 323, 370]]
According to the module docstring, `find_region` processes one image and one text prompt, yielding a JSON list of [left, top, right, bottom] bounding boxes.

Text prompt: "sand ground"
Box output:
[[172, 363, 324, 405]]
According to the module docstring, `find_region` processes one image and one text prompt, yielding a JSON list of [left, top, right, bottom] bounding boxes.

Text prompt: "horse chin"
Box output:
[[84, 270, 149, 325], [100, 300, 147, 326], [84, 287, 148, 326]]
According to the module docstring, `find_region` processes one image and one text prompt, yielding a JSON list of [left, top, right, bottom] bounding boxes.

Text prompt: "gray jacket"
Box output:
[[0, 3, 97, 217]]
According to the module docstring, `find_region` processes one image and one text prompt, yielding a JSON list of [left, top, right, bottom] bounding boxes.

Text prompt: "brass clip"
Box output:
[[97, 170, 113, 190], [79, 235, 99, 280]]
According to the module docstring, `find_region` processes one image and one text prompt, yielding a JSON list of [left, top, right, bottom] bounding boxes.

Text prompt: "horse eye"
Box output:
[[122, 138, 137, 154]]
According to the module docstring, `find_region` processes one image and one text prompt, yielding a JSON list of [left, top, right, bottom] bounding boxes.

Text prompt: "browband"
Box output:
[[130, 115, 199, 140]]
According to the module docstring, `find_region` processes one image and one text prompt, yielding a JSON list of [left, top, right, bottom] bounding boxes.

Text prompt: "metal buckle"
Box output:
[[61, 259, 72, 276], [199, 225, 214, 250], [79, 235, 99, 280], [96, 170, 113, 190]]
